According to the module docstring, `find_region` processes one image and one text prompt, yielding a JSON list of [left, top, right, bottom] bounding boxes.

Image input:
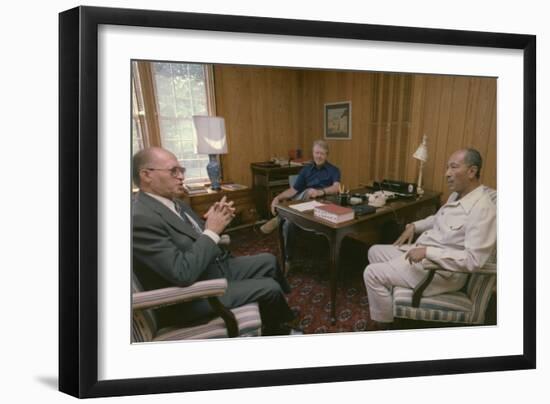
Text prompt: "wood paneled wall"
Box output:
[[301, 71, 416, 191], [214, 65, 496, 200], [214, 65, 305, 186], [413, 75, 497, 201]]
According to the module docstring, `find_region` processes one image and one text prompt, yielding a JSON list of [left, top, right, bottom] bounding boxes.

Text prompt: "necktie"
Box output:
[[174, 202, 203, 234]]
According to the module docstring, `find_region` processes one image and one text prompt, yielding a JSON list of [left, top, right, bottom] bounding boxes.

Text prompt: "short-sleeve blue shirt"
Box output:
[[292, 161, 341, 193]]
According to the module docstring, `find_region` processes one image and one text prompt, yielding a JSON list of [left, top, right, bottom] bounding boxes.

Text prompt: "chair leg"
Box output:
[[208, 297, 239, 337], [484, 292, 497, 325]]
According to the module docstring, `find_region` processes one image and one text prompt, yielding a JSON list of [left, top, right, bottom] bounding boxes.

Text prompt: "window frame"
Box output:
[[132, 61, 218, 184]]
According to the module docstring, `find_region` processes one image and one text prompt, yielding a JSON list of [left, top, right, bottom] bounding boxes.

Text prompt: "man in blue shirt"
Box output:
[[261, 140, 341, 272]]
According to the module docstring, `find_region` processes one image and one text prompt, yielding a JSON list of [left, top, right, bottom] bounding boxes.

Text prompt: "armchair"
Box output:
[[392, 186, 497, 325], [132, 277, 262, 342], [393, 263, 496, 324]]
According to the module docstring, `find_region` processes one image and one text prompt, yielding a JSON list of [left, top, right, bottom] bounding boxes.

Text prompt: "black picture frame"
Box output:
[[59, 5, 536, 398], [324, 101, 352, 139]]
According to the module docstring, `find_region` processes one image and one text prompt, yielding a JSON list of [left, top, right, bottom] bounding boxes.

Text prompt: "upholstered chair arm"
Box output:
[[132, 278, 240, 338], [412, 269, 436, 308], [132, 278, 228, 310], [412, 264, 497, 308]]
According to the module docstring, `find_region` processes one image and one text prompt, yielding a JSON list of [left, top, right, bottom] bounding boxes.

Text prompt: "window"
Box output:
[[131, 72, 146, 153], [132, 61, 216, 182]]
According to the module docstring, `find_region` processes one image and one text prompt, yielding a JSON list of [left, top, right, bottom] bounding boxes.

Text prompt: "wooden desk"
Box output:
[[276, 190, 441, 324]]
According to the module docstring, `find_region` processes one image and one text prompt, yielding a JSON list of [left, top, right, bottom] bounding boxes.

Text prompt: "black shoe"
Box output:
[[366, 321, 393, 331], [263, 323, 303, 336], [284, 260, 293, 275]]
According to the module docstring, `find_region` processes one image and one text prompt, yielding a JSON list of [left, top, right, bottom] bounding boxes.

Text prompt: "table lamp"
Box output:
[[193, 115, 228, 191], [412, 134, 428, 196]]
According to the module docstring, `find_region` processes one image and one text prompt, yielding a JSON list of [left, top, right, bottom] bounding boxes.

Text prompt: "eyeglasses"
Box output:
[[143, 166, 186, 177]]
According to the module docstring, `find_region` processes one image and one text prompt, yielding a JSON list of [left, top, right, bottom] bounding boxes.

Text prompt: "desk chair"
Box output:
[[392, 187, 497, 325], [288, 174, 298, 188], [132, 276, 262, 342]]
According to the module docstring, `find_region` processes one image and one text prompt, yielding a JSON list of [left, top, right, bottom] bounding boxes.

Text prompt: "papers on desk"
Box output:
[[289, 200, 326, 212]]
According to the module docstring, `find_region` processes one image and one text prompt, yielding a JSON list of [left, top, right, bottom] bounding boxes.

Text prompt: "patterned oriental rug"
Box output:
[[228, 226, 372, 334]]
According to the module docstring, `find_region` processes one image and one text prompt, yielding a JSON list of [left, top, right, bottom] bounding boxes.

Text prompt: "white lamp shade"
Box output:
[[193, 115, 228, 154], [413, 135, 428, 162], [413, 145, 428, 162]]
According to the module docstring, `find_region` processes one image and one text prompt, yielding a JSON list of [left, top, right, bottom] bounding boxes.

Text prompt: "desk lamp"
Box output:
[[193, 115, 228, 191], [413, 134, 428, 196]]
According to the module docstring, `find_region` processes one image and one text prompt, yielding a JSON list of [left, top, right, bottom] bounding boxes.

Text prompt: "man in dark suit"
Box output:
[[132, 147, 298, 335]]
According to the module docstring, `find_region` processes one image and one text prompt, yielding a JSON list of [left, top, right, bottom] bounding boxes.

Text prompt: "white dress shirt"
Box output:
[[407, 185, 496, 273], [145, 192, 220, 244]]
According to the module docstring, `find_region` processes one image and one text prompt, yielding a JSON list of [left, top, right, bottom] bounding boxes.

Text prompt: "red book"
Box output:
[[314, 203, 355, 223]]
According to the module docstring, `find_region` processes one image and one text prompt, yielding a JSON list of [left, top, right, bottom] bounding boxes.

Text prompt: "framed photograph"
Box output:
[[325, 101, 351, 139], [59, 6, 536, 399]]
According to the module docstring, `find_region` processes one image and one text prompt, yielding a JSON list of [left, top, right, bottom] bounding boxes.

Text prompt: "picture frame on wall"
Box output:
[[324, 101, 351, 139], [59, 5, 536, 399]]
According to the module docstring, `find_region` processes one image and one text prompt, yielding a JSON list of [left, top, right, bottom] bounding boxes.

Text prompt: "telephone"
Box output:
[[373, 179, 417, 196], [366, 190, 396, 207]]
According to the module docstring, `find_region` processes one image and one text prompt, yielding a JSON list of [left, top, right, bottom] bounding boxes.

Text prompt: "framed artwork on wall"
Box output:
[[324, 101, 351, 139], [59, 6, 536, 398]]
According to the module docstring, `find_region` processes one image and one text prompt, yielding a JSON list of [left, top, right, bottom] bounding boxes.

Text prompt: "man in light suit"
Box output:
[[363, 148, 496, 330], [132, 147, 298, 335]]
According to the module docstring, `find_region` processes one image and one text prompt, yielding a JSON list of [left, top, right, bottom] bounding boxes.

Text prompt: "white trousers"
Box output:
[[363, 245, 468, 322]]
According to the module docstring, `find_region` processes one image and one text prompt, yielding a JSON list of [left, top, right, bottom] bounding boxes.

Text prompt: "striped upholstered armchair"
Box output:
[[132, 277, 262, 342], [392, 187, 497, 325]]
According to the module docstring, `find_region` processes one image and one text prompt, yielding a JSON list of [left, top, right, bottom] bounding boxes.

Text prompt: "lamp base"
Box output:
[[206, 154, 222, 191], [416, 160, 425, 197]]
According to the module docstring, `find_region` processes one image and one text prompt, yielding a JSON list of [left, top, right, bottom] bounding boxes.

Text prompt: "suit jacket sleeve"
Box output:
[[133, 211, 223, 287]]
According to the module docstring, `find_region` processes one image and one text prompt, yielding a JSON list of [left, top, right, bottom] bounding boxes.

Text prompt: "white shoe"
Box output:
[[260, 217, 279, 234]]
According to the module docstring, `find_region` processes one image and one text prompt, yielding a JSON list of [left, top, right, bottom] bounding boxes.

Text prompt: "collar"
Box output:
[[144, 192, 178, 214], [312, 161, 330, 170], [137, 192, 200, 239], [449, 185, 485, 214]]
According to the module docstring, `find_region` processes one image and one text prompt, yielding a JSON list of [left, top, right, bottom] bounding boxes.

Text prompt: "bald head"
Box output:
[[132, 147, 176, 186], [445, 148, 483, 198], [132, 147, 186, 198]]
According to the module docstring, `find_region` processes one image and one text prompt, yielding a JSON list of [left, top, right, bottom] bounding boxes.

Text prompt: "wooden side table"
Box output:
[[250, 162, 304, 219]]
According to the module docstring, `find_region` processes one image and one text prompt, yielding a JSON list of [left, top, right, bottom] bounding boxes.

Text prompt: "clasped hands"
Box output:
[[393, 223, 427, 264], [204, 196, 236, 234]]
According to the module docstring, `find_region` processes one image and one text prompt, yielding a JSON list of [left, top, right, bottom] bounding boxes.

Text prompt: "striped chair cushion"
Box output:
[[465, 272, 497, 324], [393, 287, 473, 323], [132, 277, 158, 342], [153, 302, 262, 341], [394, 272, 496, 324], [133, 310, 156, 342]]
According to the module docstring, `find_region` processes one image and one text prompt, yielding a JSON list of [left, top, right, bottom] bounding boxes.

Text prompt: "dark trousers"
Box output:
[[221, 253, 293, 328], [280, 189, 308, 261], [281, 218, 297, 261], [157, 253, 294, 330]]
